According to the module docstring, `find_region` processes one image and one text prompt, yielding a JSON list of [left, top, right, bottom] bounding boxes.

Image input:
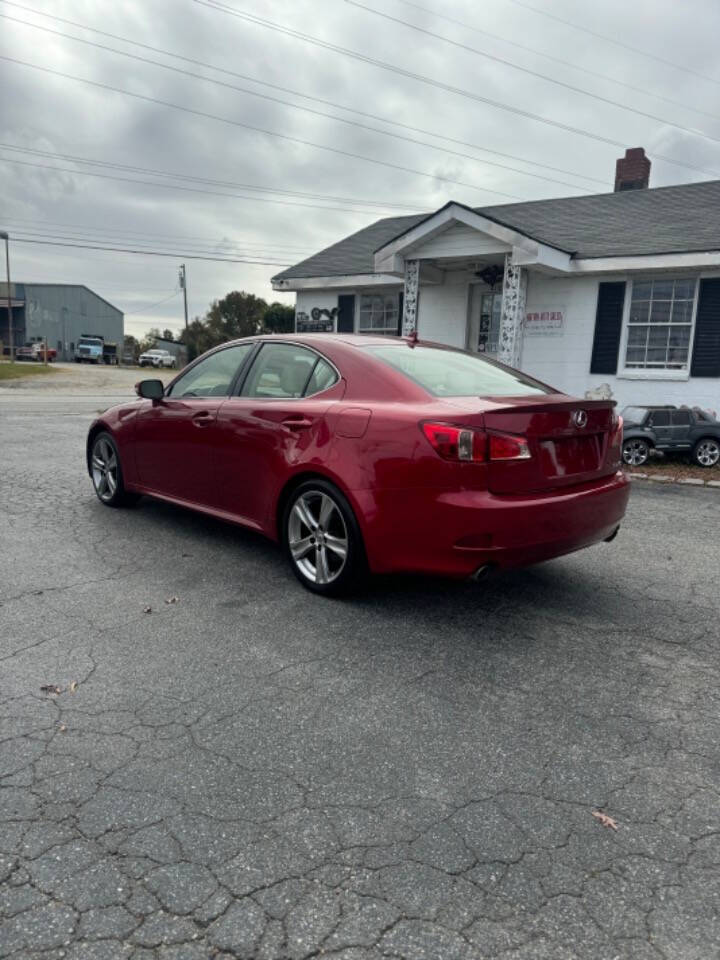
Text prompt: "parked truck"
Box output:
[[74, 335, 119, 365]]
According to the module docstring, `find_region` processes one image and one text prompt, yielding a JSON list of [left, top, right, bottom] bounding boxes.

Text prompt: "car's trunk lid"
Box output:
[[445, 394, 617, 494]]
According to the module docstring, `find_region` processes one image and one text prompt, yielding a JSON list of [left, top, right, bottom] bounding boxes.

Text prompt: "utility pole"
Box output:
[[1, 231, 13, 363], [179, 264, 188, 330]]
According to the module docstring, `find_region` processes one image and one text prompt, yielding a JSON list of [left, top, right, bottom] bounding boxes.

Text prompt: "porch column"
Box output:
[[402, 258, 420, 336], [498, 253, 527, 367]]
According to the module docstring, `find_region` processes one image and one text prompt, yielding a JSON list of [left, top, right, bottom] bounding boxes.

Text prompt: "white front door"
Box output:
[[467, 285, 502, 356]]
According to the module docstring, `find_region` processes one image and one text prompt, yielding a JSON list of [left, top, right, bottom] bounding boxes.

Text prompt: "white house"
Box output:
[[272, 149, 720, 412]]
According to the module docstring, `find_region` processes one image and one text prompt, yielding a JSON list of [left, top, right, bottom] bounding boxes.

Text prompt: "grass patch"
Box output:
[[0, 362, 58, 381]]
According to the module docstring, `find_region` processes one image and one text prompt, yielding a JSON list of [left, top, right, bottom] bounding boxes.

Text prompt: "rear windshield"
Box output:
[[365, 344, 551, 397]]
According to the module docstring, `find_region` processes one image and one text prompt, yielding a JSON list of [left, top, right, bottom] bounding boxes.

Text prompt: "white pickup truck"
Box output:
[[138, 348, 176, 369]]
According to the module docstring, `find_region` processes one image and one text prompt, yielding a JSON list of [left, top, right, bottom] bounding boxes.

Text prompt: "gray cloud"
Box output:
[[2, 0, 719, 336]]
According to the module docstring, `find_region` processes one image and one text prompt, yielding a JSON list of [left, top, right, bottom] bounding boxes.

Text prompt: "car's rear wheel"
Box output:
[[622, 438, 650, 467], [91, 432, 138, 507], [693, 438, 720, 467], [283, 480, 365, 595]]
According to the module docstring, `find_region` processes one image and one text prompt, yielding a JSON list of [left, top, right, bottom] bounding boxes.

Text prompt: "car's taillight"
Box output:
[[488, 433, 531, 461], [422, 423, 486, 461], [421, 423, 531, 462], [609, 412, 623, 447]]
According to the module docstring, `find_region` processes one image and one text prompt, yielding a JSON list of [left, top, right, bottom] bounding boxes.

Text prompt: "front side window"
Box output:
[[167, 343, 252, 397], [240, 343, 337, 398], [358, 293, 400, 336], [648, 410, 670, 427], [366, 344, 550, 397], [624, 277, 697, 371]]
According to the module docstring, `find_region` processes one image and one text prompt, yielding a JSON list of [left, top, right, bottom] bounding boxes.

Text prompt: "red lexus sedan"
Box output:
[[87, 335, 629, 595]]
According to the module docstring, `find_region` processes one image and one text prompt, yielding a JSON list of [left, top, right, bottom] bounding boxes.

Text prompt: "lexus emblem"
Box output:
[[572, 410, 588, 428]]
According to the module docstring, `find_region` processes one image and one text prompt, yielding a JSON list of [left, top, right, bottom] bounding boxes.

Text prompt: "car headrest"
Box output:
[[280, 359, 313, 397]]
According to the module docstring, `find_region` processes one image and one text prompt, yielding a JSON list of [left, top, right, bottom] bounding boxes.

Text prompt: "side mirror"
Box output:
[[135, 379, 165, 400]]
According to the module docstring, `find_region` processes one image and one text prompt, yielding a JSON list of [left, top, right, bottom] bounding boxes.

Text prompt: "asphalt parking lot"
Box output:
[[2, 379, 720, 960]]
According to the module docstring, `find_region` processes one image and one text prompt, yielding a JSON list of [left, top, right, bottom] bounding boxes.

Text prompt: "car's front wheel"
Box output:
[[90, 432, 139, 507], [622, 438, 650, 467], [693, 438, 720, 468], [283, 480, 365, 595]]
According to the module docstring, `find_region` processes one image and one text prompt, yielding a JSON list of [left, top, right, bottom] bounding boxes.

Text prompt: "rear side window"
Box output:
[[240, 343, 335, 398], [365, 344, 550, 397], [648, 410, 671, 426], [305, 358, 338, 396]]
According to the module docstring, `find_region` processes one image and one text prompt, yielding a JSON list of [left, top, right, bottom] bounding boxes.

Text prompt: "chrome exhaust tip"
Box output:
[[470, 564, 493, 582], [604, 526, 620, 543]]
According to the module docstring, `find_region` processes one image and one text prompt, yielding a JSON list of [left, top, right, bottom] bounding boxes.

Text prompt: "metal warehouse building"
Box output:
[[1, 283, 123, 361]]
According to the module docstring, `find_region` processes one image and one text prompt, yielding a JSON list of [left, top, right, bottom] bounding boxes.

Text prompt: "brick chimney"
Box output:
[[615, 147, 651, 192]]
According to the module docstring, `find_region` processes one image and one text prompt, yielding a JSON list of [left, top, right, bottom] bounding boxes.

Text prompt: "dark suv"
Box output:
[[621, 405, 720, 468]]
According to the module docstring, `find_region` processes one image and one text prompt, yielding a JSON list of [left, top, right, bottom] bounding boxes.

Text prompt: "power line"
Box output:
[[0, 214, 316, 253], [0, 58, 527, 202], [0, 0, 608, 188], [0, 152, 438, 218], [0, 142, 422, 213], [192, 0, 720, 181], [389, 0, 720, 125], [9, 237, 295, 265], [7, 227, 298, 264], [346, 0, 720, 148], [123, 290, 180, 315], [500, 0, 720, 89], [0, 14, 591, 194]]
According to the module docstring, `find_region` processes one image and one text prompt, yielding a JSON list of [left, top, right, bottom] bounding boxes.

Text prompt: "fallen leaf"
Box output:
[[143, 606, 152, 614], [592, 810, 618, 831], [164, 596, 179, 604], [59, 724, 67, 733], [69, 681, 78, 694], [40, 684, 62, 695]]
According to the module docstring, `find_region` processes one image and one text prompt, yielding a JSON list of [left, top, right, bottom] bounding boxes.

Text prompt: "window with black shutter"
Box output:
[[690, 278, 720, 377], [590, 281, 626, 375]]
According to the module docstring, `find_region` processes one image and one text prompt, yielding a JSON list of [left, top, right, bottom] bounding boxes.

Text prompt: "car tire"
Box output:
[[90, 432, 139, 508], [622, 438, 650, 467], [692, 438, 720, 468], [282, 479, 366, 596]]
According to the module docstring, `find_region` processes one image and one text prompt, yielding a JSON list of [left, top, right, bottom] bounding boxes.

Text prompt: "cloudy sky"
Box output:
[[3, 0, 720, 338]]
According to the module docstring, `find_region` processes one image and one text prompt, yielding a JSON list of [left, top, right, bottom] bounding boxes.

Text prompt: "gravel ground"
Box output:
[[0, 362, 175, 395], [1, 391, 720, 960]]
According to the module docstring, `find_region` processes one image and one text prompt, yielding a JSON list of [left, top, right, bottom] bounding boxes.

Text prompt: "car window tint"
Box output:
[[672, 410, 691, 426], [305, 358, 338, 396], [649, 410, 671, 426], [365, 344, 550, 397], [240, 344, 318, 398], [167, 344, 253, 398]]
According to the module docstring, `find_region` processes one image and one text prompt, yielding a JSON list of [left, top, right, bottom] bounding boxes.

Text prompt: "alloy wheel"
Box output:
[[91, 437, 118, 502], [287, 491, 349, 585], [696, 439, 720, 467], [623, 440, 649, 467]]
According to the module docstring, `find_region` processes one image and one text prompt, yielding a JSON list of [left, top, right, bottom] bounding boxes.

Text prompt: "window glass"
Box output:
[[358, 293, 399, 336], [366, 344, 550, 397], [648, 410, 671, 427], [621, 406, 649, 424], [672, 410, 691, 426], [305, 358, 338, 396], [240, 343, 318, 398], [625, 277, 697, 370], [167, 343, 252, 397]]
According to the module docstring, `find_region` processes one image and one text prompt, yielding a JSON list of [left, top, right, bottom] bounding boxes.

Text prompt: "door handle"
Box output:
[[282, 416, 313, 431], [192, 411, 214, 427]]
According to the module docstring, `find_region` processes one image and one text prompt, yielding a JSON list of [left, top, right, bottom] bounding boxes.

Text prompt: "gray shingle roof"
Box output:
[[273, 179, 720, 281]]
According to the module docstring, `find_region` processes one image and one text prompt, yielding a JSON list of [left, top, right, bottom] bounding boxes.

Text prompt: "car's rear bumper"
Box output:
[[353, 470, 631, 577]]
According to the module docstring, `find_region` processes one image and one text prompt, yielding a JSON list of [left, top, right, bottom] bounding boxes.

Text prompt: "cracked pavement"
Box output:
[[2, 388, 720, 959]]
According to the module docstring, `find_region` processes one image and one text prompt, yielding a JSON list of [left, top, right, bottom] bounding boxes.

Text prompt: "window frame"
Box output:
[[232, 340, 341, 400], [357, 291, 401, 337], [618, 274, 700, 381], [165, 342, 255, 398]]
